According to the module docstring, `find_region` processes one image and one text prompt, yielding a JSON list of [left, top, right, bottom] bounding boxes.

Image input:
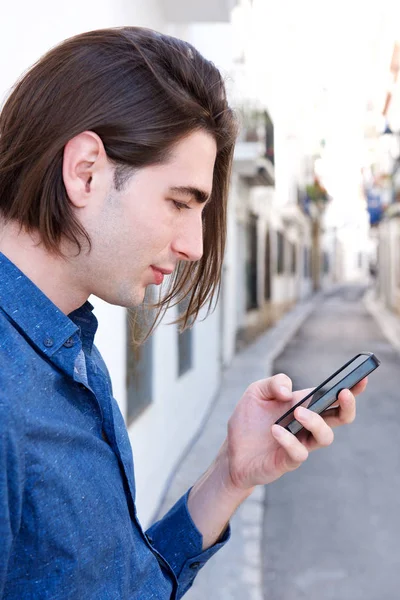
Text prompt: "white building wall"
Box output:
[[129, 305, 221, 525], [120, 0, 166, 31], [221, 174, 240, 367], [272, 276, 287, 304], [298, 224, 313, 299], [378, 217, 400, 312], [234, 179, 251, 331], [333, 224, 370, 284], [0, 1, 130, 104], [379, 221, 392, 306]]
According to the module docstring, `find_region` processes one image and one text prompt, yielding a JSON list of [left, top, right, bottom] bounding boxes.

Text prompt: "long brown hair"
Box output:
[[0, 27, 238, 332]]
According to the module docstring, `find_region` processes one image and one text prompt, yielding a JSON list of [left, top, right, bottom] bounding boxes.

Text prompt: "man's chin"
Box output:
[[125, 289, 146, 309], [97, 284, 146, 309]]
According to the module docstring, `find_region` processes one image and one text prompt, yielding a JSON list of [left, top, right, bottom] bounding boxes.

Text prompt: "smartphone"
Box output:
[[275, 352, 380, 435]]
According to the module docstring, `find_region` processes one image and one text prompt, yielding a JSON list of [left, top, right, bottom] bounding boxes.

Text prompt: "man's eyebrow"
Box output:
[[169, 186, 210, 204]]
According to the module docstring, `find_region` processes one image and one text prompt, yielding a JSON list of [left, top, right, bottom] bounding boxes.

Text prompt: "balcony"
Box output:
[[233, 108, 275, 186], [163, 0, 238, 23]]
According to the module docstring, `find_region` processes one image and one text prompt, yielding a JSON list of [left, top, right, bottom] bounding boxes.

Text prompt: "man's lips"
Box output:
[[150, 266, 173, 285]]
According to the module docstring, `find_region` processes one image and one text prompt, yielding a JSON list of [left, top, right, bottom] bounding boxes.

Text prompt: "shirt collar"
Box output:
[[0, 252, 97, 357]]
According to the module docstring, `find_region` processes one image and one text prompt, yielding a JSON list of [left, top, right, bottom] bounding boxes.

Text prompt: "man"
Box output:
[[0, 27, 366, 599]]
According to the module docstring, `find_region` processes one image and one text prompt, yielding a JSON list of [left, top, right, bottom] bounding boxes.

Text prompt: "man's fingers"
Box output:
[[350, 376, 368, 397], [249, 375, 367, 408], [319, 388, 356, 428], [250, 373, 293, 402], [268, 373, 293, 400], [271, 424, 309, 470], [294, 406, 335, 448]]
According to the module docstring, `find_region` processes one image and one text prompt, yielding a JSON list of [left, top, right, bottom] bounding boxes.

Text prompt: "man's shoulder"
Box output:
[[0, 308, 47, 396], [0, 311, 24, 413], [0, 307, 29, 361]]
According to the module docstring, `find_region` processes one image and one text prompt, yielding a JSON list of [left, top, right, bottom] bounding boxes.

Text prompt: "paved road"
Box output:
[[262, 285, 400, 600]]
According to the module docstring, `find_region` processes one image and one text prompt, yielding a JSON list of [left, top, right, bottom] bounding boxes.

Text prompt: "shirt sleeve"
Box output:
[[145, 489, 231, 598], [0, 402, 24, 596]]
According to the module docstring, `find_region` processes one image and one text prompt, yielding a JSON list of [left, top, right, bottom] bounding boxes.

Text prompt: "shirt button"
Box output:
[[43, 337, 54, 348], [64, 337, 74, 348], [189, 562, 201, 570]]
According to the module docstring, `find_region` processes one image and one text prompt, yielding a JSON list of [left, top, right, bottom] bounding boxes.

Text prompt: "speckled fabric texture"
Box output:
[[0, 253, 230, 599]]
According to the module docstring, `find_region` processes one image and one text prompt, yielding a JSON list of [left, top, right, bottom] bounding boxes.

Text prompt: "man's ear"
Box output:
[[62, 131, 108, 208]]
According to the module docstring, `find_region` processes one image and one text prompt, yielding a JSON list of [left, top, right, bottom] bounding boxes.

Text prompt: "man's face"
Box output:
[[78, 130, 217, 307]]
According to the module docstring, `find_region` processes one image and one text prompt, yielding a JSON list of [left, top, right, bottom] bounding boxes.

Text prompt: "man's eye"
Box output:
[[172, 200, 190, 211]]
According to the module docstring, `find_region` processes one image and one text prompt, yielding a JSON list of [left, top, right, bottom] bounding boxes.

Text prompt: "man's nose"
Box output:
[[171, 213, 204, 262]]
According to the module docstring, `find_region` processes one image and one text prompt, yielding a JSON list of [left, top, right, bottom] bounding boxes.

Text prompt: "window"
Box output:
[[323, 251, 330, 274], [277, 231, 285, 275], [126, 308, 153, 424], [265, 110, 275, 166], [304, 247, 310, 278], [291, 243, 297, 274], [177, 298, 193, 376], [264, 229, 271, 301], [246, 215, 258, 310], [396, 237, 400, 287]]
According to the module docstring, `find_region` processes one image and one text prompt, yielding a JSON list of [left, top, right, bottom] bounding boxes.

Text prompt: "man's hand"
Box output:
[[188, 373, 367, 550], [224, 373, 368, 492]]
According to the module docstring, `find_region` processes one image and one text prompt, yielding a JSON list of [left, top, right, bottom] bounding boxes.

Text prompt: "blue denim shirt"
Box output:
[[0, 253, 230, 599]]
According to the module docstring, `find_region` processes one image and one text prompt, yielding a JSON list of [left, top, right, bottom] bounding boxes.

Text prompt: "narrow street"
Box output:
[[262, 285, 400, 600]]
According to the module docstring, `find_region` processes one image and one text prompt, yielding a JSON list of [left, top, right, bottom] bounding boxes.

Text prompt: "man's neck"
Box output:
[[0, 221, 89, 315]]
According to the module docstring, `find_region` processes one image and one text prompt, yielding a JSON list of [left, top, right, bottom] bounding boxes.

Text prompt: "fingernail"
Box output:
[[272, 424, 286, 438], [297, 407, 308, 419], [280, 386, 291, 398]]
